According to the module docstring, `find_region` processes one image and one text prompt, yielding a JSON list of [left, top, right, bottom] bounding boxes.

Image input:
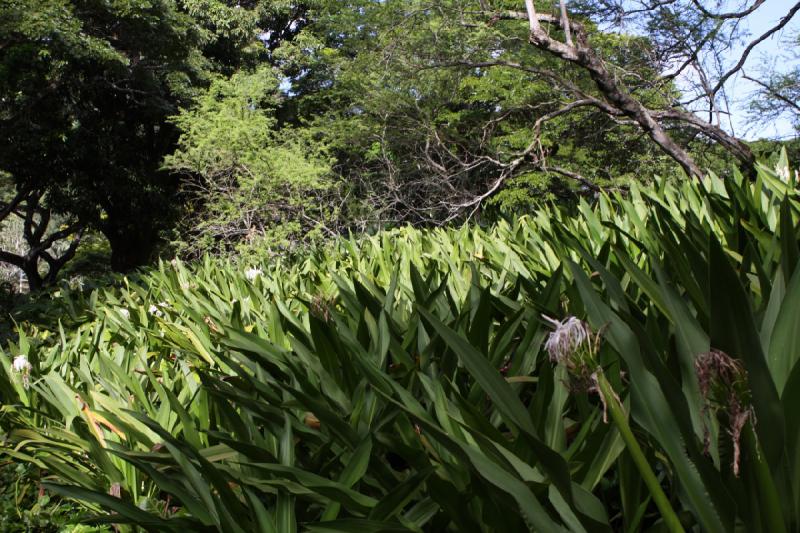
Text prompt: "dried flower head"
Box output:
[[544, 316, 592, 364], [695, 349, 755, 477], [543, 315, 601, 391], [310, 294, 334, 323], [544, 315, 614, 420]]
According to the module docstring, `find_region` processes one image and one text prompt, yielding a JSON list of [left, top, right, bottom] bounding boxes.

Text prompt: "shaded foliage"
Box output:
[[2, 157, 799, 531]]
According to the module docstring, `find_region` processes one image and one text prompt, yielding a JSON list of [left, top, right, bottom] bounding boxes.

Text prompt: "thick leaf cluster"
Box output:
[[1, 154, 799, 531]]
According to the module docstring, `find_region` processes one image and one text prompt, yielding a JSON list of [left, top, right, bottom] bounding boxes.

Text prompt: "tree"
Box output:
[[282, 0, 799, 222], [273, 0, 690, 225], [0, 0, 208, 272], [164, 67, 336, 257], [0, 178, 83, 290], [513, 0, 800, 178], [0, 0, 304, 277], [2, 0, 796, 278]]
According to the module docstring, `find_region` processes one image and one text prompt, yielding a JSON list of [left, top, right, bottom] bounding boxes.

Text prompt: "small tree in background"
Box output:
[[164, 68, 336, 258]]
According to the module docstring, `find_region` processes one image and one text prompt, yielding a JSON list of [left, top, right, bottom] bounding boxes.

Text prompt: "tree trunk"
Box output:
[[22, 260, 42, 291], [527, 28, 704, 178], [103, 225, 158, 272], [517, 5, 762, 179]]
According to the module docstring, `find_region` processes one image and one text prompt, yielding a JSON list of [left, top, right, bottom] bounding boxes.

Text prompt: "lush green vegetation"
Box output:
[[0, 155, 797, 531], [2, 0, 800, 530], [2, 0, 796, 282]]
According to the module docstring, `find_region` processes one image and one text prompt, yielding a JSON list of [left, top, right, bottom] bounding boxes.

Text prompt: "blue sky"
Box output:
[[604, 1, 798, 140], [718, 0, 799, 139]]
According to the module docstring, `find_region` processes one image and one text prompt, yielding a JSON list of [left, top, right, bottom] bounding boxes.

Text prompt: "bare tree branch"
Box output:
[[0, 250, 24, 269], [546, 165, 601, 191], [559, 0, 573, 45], [524, 0, 542, 32], [660, 21, 723, 82], [0, 187, 85, 290], [653, 107, 753, 163], [0, 186, 31, 222], [710, 1, 800, 97], [522, 0, 705, 177], [743, 73, 800, 114], [689, 0, 765, 20]]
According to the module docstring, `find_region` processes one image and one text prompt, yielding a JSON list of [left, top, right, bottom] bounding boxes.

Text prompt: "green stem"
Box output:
[[744, 426, 787, 533], [595, 372, 685, 533]]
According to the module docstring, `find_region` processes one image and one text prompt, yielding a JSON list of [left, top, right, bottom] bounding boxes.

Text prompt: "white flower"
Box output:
[[119, 308, 130, 319], [245, 268, 263, 281], [543, 315, 592, 364], [12, 355, 31, 373], [148, 304, 163, 317], [12, 355, 32, 389]]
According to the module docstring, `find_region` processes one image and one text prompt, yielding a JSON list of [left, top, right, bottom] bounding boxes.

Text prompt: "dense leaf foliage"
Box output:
[[0, 155, 798, 531], [164, 67, 335, 257], [0, 0, 301, 271], [0, 0, 207, 269], [280, 0, 684, 221], [2, 0, 797, 281]]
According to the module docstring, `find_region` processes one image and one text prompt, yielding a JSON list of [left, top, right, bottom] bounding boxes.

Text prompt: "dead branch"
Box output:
[[522, 0, 705, 178]]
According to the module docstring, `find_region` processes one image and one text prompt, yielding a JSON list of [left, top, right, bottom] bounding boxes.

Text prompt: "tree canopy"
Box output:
[[0, 0, 300, 274], [0, 0, 798, 284]]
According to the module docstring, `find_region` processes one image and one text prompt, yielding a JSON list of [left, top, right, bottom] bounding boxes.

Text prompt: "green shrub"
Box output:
[[0, 461, 109, 532], [164, 67, 337, 258]]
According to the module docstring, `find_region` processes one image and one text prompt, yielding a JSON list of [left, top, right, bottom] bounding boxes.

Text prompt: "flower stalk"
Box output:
[[544, 315, 685, 533], [594, 371, 685, 533], [744, 424, 787, 533]]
